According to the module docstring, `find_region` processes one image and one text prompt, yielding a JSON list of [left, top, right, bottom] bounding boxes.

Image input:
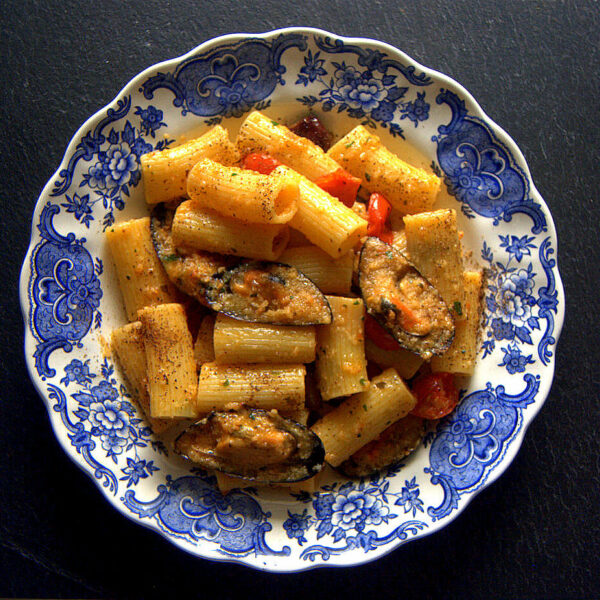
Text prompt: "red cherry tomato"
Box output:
[[364, 314, 401, 351], [315, 168, 362, 207], [410, 372, 459, 420], [367, 193, 394, 243], [242, 152, 282, 175]]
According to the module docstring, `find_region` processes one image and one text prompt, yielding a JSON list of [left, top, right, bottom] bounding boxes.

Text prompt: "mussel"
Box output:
[[174, 407, 325, 483], [358, 237, 455, 359], [339, 414, 425, 478], [150, 204, 332, 325]]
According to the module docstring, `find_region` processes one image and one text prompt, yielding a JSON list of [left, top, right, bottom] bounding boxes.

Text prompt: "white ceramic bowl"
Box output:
[[20, 27, 564, 571]]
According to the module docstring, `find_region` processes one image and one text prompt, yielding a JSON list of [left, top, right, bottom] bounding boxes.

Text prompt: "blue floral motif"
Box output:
[[283, 509, 312, 545], [395, 477, 424, 517], [400, 92, 430, 126], [140, 34, 307, 117], [29, 204, 103, 378], [61, 193, 95, 228], [426, 375, 538, 521], [480, 238, 555, 371], [499, 344, 535, 374], [434, 89, 547, 232], [296, 50, 327, 85], [120, 458, 159, 487], [296, 57, 429, 138], [123, 475, 290, 557], [61, 358, 94, 387], [134, 105, 166, 137], [50, 97, 172, 230]]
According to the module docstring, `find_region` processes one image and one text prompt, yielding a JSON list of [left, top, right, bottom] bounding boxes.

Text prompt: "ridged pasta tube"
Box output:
[[187, 159, 298, 224], [141, 125, 239, 204], [328, 125, 440, 214], [311, 368, 417, 467]]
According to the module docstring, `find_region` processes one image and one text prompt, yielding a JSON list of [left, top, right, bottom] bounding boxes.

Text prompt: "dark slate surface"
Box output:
[[1, 0, 599, 597]]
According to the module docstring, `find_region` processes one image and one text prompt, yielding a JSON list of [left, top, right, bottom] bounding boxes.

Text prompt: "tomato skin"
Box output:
[[410, 372, 459, 420], [367, 193, 394, 243], [364, 314, 401, 351], [315, 168, 362, 207], [241, 152, 282, 175]]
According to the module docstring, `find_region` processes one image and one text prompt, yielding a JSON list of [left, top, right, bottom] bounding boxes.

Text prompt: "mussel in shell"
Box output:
[[150, 203, 332, 325], [358, 237, 454, 359], [174, 407, 325, 483]]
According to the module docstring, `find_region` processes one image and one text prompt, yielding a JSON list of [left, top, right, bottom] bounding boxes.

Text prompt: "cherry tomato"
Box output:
[[367, 193, 394, 243], [364, 314, 401, 351], [242, 152, 282, 175], [410, 372, 459, 420], [315, 168, 362, 207]]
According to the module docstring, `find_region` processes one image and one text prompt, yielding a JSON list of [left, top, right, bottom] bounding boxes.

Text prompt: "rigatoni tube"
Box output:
[[431, 270, 483, 374], [327, 125, 440, 214], [187, 159, 298, 224], [287, 170, 368, 258], [316, 296, 368, 401], [172, 200, 289, 260], [311, 368, 417, 467], [213, 314, 316, 364], [403, 208, 465, 316], [141, 125, 239, 205], [236, 111, 340, 181], [278, 246, 353, 295], [138, 303, 198, 419], [196, 363, 306, 415], [106, 217, 178, 321], [110, 322, 173, 434]]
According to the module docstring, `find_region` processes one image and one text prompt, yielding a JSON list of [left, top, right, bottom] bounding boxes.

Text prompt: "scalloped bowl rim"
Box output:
[[19, 26, 565, 572]]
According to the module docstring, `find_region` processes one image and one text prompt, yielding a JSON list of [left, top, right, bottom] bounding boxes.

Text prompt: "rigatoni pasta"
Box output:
[[172, 200, 289, 260], [311, 368, 417, 466], [287, 169, 368, 258], [403, 208, 465, 315], [278, 246, 353, 295], [213, 314, 316, 364], [106, 217, 178, 321], [236, 111, 340, 181], [431, 270, 483, 374], [138, 303, 198, 419], [141, 125, 239, 204], [327, 125, 441, 214], [316, 296, 369, 401], [196, 363, 306, 415], [110, 322, 173, 434], [187, 159, 298, 224]]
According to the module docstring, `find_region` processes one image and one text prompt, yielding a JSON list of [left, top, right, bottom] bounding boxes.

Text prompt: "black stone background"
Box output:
[[1, 1, 599, 598]]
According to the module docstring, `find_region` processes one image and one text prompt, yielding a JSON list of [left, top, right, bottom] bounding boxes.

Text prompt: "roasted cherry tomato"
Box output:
[[367, 192, 394, 244], [364, 314, 401, 352], [410, 372, 459, 419], [315, 168, 362, 207], [242, 152, 282, 175]]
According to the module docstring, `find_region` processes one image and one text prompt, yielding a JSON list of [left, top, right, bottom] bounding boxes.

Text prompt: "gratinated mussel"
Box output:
[[339, 414, 425, 478], [358, 237, 454, 359], [150, 204, 332, 325], [174, 407, 325, 483]]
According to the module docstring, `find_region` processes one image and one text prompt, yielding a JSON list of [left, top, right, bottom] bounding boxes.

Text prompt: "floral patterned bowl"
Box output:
[[19, 28, 564, 571]]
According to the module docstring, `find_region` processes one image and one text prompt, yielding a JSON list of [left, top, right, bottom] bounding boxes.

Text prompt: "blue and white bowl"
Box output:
[[19, 28, 564, 571]]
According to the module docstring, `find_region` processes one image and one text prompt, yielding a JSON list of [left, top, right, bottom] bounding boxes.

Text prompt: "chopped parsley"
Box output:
[[453, 301, 463, 316], [270, 120, 279, 126], [345, 141, 354, 149], [353, 300, 360, 305], [359, 377, 367, 386], [386, 250, 394, 258], [223, 379, 230, 387], [162, 254, 179, 262], [362, 404, 368, 411], [365, 172, 371, 182]]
